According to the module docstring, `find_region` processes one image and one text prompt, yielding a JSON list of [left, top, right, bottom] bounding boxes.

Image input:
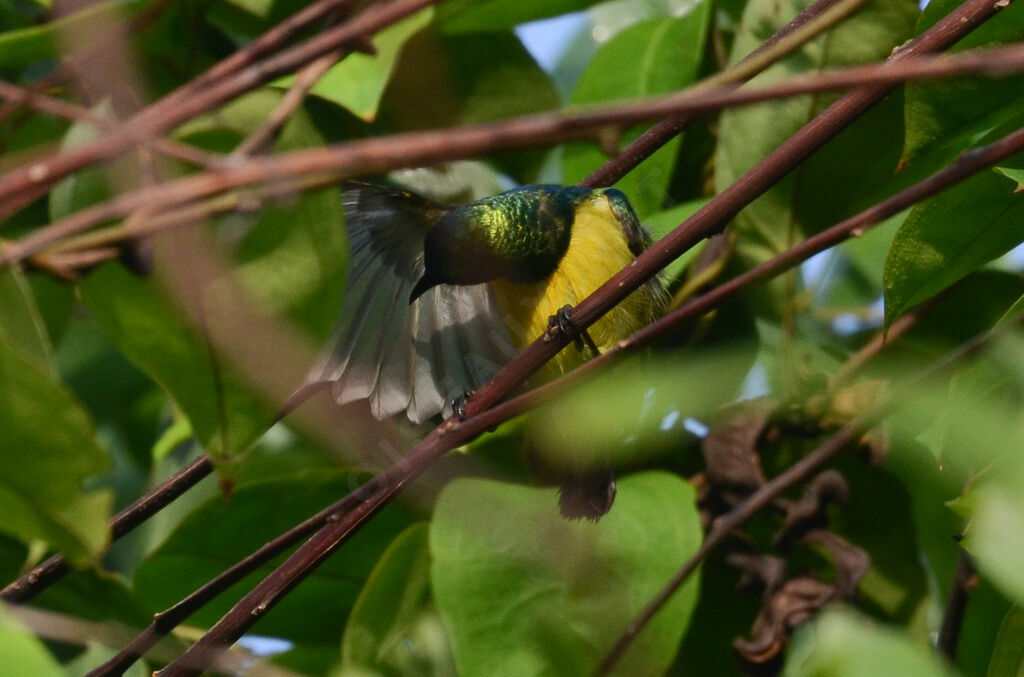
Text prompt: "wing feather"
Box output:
[[314, 183, 516, 423]]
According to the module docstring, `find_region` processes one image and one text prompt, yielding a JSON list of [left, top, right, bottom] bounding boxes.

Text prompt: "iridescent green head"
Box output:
[[411, 185, 593, 301]]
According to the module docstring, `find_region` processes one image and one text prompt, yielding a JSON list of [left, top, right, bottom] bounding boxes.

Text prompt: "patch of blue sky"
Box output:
[[515, 12, 589, 73]]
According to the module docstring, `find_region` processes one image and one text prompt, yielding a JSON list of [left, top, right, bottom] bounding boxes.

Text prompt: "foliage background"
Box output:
[[1, 0, 1024, 675]]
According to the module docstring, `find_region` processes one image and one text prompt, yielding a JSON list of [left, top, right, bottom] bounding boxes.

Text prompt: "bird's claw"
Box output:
[[546, 305, 600, 356], [451, 388, 473, 421]]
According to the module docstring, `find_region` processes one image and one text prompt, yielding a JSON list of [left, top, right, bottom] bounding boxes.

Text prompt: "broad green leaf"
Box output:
[[430, 472, 702, 677], [529, 352, 746, 473], [33, 565, 151, 629], [967, 482, 1024, 606], [377, 27, 558, 181], [997, 166, 1024, 190], [562, 4, 711, 217], [989, 606, 1024, 677], [0, 607, 63, 677], [959, 579, 1014, 677], [436, 0, 601, 34], [78, 264, 274, 462], [1001, 294, 1024, 323], [902, 0, 1024, 166], [340, 523, 456, 677], [0, 267, 55, 376], [883, 170, 1024, 327], [783, 608, 955, 677], [715, 0, 917, 288], [828, 457, 933, 634], [0, 333, 111, 565], [296, 8, 432, 121], [134, 472, 413, 654]]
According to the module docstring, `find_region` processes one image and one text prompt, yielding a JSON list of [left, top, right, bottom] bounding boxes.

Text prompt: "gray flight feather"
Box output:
[[311, 183, 517, 423]]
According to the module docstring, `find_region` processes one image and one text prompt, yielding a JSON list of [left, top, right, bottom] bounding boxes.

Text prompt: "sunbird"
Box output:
[[314, 181, 667, 517]]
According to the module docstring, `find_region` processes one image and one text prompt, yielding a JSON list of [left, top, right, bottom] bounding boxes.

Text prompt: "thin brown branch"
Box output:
[[829, 294, 944, 390], [0, 0, 433, 221], [154, 475, 403, 677], [11, 37, 1024, 267], [0, 456, 213, 604], [0, 81, 222, 168], [231, 51, 343, 158], [582, 0, 867, 188], [938, 549, 978, 660], [85, 465, 370, 676]]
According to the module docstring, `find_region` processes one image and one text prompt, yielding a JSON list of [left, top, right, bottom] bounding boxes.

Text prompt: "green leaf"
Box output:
[[0, 607, 63, 677], [1000, 294, 1024, 323], [430, 472, 702, 676], [49, 102, 119, 224], [997, 166, 1024, 190], [529, 352, 749, 474], [643, 199, 708, 283], [989, 606, 1024, 677], [78, 264, 273, 461], [436, 0, 601, 34], [883, 170, 1024, 327], [79, 90, 346, 462], [836, 465, 933, 631], [783, 608, 956, 677], [340, 523, 456, 677], [562, 5, 711, 217], [64, 642, 149, 677], [902, 0, 1024, 166], [294, 8, 432, 121], [0, 333, 111, 565], [966, 483, 1024, 606], [377, 27, 558, 180], [715, 0, 918, 285], [0, 267, 56, 376], [0, 0, 128, 69], [177, 89, 347, 339], [134, 472, 414, 654]]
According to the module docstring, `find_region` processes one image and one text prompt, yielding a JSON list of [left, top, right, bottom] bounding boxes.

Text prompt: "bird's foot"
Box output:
[[546, 305, 600, 356], [451, 388, 473, 421]]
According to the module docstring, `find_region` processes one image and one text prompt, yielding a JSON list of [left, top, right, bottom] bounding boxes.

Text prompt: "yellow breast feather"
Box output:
[[490, 193, 665, 379]]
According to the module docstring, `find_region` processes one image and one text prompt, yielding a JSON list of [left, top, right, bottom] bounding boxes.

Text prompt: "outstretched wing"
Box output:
[[312, 183, 517, 423]]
